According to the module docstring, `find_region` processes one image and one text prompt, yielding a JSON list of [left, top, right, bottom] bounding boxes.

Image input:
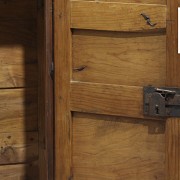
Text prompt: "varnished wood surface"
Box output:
[[0, 161, 38, 180], [166, 0, 180, 87], [166, 0, 180, 179], [71, 81, 147, 118], [38, 0, 54, 179], [0, 131, 38, 165], [71, 81, 164, 120], [56, 0, 180, 179], [0, 20, 37, 88], [72, 0, 166, 4], [73, 113, 165, 179], [54, 0, 72, 178], [166, 119, 180, 180], [0, 88, 37, 133], [0, 64, 37, 88], [73, 30, 166, 86], [71, 1, 166, 32], [0, 0, 39, 177]]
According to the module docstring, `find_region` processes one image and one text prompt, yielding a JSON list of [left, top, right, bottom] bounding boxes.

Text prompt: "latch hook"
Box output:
[[141, 13, 157, 27], [155, 88, 176, 100]]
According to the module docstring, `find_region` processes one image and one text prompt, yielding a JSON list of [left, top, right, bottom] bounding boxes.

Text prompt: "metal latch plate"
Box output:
[[144, 86, 180, 117]]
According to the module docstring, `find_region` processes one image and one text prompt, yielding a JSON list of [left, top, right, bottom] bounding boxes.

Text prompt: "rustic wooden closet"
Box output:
[[0, 0, 53, 179], [0, 0, 180, 179], [54, 0, 180, 180]]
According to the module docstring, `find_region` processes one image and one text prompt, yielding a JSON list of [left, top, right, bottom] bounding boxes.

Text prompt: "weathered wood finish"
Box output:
[[0, 89, 37, 133], [71, 1, 166, 32], [0, 0, 39, 178], [54, 0, 72, 178], [0, 20, 37, 88], [0, 64, 37, 88], [0, 161, 39, 180], [166, 0, 180, 179], [55, 0, 180, 179], [73, 30, 166, 86], [38, 0, 54, 179], [73, 113, 165, 180], [0, 132, 38, 165], [71, 82, 143, 118], [75, 0, 166, 4], [70, 82, 165, 120]]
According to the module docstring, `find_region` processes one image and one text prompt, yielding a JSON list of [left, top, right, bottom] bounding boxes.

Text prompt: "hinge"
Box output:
[[144, 86, 180, 117], [50, 61, 54, 80]]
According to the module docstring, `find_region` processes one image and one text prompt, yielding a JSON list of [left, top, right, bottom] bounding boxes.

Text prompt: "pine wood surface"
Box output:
[[73, 113, 165, 180], [55, 0, 180, 179], [73, 30, 166, 86], [71, 1, 166, 32], [0, 161, 38, 180], [0, 0, 39, 178]]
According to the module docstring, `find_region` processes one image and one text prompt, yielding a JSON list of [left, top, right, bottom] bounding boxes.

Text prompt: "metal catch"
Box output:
[[141, 13, 157, 27], [144, 86, 180, 117]]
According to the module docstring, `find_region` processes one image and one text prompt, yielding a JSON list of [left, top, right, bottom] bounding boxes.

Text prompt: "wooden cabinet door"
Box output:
[[54, 0, 180, 179]]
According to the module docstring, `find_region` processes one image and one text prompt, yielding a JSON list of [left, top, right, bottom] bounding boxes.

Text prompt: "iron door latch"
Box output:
[[144, 86, 180, 117]]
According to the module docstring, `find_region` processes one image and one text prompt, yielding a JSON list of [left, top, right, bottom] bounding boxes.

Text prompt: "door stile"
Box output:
[[54, 0, 72, 178], [38, 0, 54, 179], [166, 0, 180, 179]]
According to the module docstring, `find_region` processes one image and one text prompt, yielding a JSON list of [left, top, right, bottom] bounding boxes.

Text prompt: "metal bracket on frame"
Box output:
[[144, 86, 180, 117]]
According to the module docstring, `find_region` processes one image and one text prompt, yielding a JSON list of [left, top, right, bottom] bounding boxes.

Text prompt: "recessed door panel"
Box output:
[[54, 0, 180, 179]]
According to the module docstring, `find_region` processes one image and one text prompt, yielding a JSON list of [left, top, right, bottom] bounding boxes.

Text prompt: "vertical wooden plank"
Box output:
[[166, 119, 180, 180], [166, 0, 180, 86], [44, 0, 54, 179], [54, 0, 72, 178], [38, 0, 54, 179], [37, 0, 46, 179], [166, 0, 180, 179]]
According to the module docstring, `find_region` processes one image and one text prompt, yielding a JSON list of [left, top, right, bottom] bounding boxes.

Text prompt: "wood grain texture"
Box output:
[[0, 88, 38, 133], [38, 2, 47, 179], [0, 64, 37, 88], [72, 0, 166, 4], [0, 0, 37, 19], [71, 81, 157, 119], [166, 0, 180, 87], [71, 81, 165, 120], [0, 161, 38, 180], [0, 131, 38, 165], [166, 119, 180, 180], [38, 0, 54, 179], [72, 30, 166, 86], [0, 0, 39, 177], [71, 1, 166, 32], [54, 0, 72, 178], [73, 113, 165, 180], [166, 0, 180, 179], [0, 20, 37, 88]]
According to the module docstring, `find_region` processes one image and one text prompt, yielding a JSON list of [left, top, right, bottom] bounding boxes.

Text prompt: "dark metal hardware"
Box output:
[[73, 65, 87, 72], [141, 13, 157, 27], [144, 86, 180, 117], [50, 61, 54, 80]]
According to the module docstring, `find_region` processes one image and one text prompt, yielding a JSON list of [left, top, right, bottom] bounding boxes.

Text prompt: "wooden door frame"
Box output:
[[166, 0, 180, 179], [54, 0, 180, 179], [54, 0, 72, 179], [38, 0, 54, 179]]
